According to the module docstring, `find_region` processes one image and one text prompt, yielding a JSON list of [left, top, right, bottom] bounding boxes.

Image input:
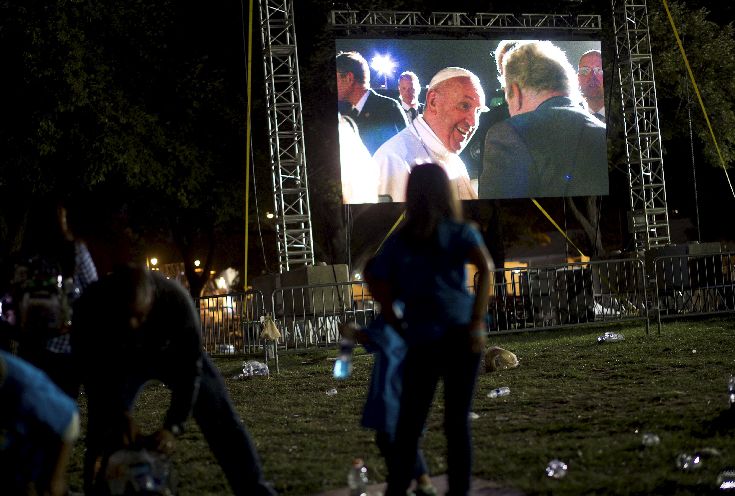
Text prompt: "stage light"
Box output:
[[370, 54, 396, 89], [266, 212, 275, 219]]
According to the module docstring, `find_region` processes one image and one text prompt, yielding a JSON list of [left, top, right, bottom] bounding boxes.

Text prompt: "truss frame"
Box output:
[[255, 1, 671, 271], [612, 0, 670, 250], [258, 0, 315, 272]]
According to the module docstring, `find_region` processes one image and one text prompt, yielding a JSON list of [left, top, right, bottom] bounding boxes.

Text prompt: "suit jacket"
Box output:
[[402, 102, 424, 123], [479, 96, 608, 199], [460, 102, 510, 180], [353, 89, 408, 155]]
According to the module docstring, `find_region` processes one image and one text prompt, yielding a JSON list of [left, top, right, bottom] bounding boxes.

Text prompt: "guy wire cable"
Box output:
[[686, 78, 702, 242], [563, 197, 570, 261], [663, 0, 735, 198], [532, 199, 586, 259], [250, 136, 270, 273], [241, 0, 255, 288]]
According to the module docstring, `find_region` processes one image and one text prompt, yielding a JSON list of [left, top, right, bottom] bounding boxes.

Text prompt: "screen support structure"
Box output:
[[255, 4, 668, 268], [258, 0, 315, 272], [612, 0, 670, 251]]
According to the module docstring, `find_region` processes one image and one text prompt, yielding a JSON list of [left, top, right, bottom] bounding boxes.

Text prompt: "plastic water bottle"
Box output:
[[487, 386, 510, 399], [717, 469, 735, 490], [728, 375, 735, 408], [333, 337, 354, 380], [105, 449, 172, 495], [676, 453, 702, 471], [545, 459, 568, 479], [597, 331, 624, 344], [641, 432, 660, 446], [347, 458, 368, 496]]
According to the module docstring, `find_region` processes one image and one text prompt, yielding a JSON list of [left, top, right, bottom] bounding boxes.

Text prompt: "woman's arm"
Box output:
[[467, 242, 494, 352]]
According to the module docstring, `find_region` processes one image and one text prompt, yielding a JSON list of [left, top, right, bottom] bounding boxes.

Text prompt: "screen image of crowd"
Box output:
[[335, 38, 609, 204]]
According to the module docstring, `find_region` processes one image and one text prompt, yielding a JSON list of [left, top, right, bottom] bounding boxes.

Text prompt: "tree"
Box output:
[[646, 1, 735, 241], [1, 0, 250, 296]]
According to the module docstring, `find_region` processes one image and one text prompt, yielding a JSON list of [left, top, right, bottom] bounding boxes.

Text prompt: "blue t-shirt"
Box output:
[[0, 350, 79, 440], [370, 220, 484, 344]]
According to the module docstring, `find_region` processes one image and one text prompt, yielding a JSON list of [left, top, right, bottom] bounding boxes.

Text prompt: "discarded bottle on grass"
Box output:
[[347, 458, 368, 496], [717, 469, 735, 490], [597, 331, 625, 344], [728, 375, 735, 408], [545, 459, 568, 479], [235, 360, 269, 380], [641, 432, 660, 446], [333, 337, 354, 380], [105, 449, 173, 495], [676, 453, 702, 471], [487, 386, 510, 399]]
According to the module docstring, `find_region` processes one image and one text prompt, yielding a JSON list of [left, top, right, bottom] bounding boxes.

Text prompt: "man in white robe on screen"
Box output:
[[339, 113, 379, 204], [372, 67, 487, 203]]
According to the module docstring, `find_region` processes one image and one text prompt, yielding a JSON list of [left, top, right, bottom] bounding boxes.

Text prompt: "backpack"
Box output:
[[14, 256, 72, 340]]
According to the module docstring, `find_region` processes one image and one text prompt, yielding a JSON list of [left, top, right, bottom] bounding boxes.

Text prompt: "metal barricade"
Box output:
[[484, 258, 648, 334], [271, 281, 375, 349], [196, 290, 274, 358], [194, 254, 735, 361], [654, 252, 735, 331]]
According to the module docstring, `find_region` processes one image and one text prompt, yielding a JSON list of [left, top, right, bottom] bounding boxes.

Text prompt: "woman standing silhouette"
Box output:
[[368, 163, 493, 495]]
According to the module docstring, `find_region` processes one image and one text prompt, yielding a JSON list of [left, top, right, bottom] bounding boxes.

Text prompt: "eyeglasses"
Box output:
[[579, 66, 603, 77]]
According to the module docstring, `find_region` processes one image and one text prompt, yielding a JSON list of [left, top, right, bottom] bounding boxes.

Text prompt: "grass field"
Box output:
[[67, 317, 735, 495]]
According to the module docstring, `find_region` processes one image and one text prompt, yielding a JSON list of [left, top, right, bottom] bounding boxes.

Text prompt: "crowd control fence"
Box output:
[[653, 251, 735, 332], [195, 253, 735, 360]]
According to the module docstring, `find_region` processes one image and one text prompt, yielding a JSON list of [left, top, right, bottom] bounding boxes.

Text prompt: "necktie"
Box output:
[[593, 112, 605, 122], [409, 108, 417, 121], [349, 107, 360, 119]]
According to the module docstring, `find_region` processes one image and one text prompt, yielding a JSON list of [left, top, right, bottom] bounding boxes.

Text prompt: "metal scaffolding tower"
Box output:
[[612, 0, 670, 250], [258, 0, 314, 272]]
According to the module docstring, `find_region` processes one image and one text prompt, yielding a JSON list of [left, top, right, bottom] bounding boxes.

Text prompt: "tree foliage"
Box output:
[[1, 0, 248, 295], [649, 1, 735, 171]]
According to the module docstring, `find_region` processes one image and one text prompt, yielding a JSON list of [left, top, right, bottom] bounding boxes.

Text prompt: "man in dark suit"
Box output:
[[397, 71, 424, 124], [479, 41, 608, 199], [578, 49, 606, 123], [336, 51, 408, 155], [464, 40, 518, 180]]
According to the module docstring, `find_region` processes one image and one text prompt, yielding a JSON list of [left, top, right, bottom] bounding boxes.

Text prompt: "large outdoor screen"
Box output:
[[335, 38, 608, 204]]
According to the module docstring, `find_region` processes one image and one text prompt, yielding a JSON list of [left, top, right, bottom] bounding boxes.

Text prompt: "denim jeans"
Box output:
[[386, 331, 481, 496]]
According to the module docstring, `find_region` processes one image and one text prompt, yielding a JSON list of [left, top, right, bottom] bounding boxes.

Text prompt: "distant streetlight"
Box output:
[[194, 259, 201, 267]]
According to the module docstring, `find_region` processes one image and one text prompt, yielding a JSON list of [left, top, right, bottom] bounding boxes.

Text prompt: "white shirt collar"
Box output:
[[410, 116, 469, 181], [401, 101, 419, 111], [354, 89, 370, 113], [412, 116, 451, 161]]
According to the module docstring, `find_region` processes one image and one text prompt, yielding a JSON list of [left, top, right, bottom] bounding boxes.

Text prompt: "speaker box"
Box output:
[[251, 272, 282, 315], [280, 264, 351, 315]]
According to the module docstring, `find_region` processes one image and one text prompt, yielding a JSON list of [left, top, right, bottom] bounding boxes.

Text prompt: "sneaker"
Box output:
[[414, 484, 438, 496]]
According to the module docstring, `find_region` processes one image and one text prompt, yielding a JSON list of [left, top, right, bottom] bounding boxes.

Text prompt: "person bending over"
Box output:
[[72, 264, 276, 495]]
